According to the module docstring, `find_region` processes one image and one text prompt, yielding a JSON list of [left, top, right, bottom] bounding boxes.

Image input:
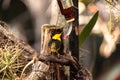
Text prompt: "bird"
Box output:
[[48, 32, 62, 56]]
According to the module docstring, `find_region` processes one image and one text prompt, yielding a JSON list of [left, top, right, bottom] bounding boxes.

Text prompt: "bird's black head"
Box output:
[[50, 28, 63, 37]]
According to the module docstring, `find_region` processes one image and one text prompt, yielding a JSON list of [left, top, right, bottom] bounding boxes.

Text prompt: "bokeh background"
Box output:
[[0, 0, 120, 80]]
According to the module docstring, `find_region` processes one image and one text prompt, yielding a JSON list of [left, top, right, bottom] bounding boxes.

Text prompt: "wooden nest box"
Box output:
[[40, 24, 64, 55]]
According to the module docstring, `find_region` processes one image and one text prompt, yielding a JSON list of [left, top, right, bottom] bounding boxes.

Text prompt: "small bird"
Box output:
[[48, 33, 62, 56]]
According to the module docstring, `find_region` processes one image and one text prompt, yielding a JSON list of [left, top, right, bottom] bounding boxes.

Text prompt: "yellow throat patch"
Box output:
[[52, 33, 61, 41]]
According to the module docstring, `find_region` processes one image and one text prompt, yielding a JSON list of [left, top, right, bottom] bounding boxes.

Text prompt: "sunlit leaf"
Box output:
[[79, 11, 99, 46]]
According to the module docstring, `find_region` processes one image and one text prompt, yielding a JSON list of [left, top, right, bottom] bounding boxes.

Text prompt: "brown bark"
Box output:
[[0, 22, 92, 80]]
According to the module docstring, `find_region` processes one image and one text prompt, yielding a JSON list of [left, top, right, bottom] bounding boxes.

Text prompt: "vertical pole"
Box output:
[[69, 0, 79, 60], [69, 0, 79, 79]]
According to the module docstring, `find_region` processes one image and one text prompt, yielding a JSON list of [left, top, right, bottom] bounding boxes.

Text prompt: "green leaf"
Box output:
[[79, 11, 99, 46]]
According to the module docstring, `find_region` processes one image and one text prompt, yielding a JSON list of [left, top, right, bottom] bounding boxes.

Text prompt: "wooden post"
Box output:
[[69, 0, 79, 79], [69, 0, 79, 60]]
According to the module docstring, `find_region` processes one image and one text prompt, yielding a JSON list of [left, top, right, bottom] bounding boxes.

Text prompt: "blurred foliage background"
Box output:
[[0, 0, 120, 80]]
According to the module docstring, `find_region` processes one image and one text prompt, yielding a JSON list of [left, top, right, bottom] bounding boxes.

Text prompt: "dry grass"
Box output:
[[0, 43, 24, 79]]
